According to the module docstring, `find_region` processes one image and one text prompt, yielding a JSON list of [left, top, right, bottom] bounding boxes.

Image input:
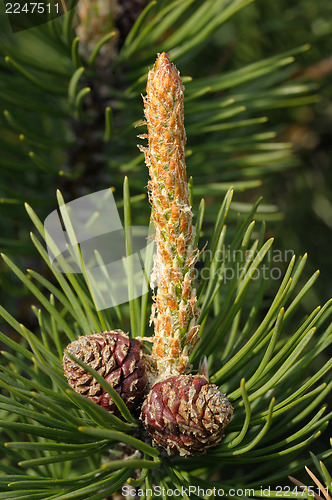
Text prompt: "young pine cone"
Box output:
[[63, 330, 150, 413], [140, 375, 233, 456]]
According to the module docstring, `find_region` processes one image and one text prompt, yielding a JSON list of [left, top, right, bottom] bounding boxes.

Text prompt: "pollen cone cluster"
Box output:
[[63, 330, 149, 413], [139, 53, 233, 456], [139, 52, 200, 376]]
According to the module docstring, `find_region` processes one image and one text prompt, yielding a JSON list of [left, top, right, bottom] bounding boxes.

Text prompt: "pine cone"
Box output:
[[140, 374, 233, 456], [63, 330, 150, 413]]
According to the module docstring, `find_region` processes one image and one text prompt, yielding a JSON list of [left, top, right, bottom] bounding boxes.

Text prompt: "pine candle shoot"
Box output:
[[139, 53, 233, 456], [139, 52, 200, 377]]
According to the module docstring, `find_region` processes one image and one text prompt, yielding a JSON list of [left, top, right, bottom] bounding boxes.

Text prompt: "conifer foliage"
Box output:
[[0, 0, 331, 498], [0, 0, 316, 258]]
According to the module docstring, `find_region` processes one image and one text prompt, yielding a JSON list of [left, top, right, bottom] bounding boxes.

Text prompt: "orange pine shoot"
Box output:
[[139, 52, 200, 377]]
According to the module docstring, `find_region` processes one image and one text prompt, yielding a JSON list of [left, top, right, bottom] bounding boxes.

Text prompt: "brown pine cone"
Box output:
[[140, 374, 233, 456], [63, 330, 150, 414]]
